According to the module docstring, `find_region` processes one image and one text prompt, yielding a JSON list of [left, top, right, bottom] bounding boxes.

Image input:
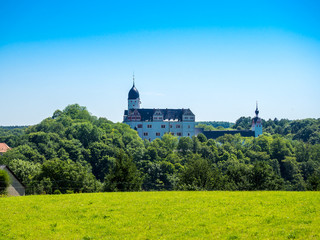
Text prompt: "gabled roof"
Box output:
[[124, 108, 194, 121], [0, 165, 26, 187], [0, 143, 11, 153]]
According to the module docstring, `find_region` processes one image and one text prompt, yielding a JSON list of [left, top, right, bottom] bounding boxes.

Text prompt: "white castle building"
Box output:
[[123, 78, 262, 141], [123, 80, 196, 141]]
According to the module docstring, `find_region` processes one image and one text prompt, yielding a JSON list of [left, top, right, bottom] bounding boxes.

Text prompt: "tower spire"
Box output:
[[133, 72, 135, 87], [255, 101, 259, 117]]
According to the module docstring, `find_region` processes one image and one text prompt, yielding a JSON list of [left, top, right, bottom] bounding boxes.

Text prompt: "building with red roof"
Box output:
[[0, 143, 11, 156]]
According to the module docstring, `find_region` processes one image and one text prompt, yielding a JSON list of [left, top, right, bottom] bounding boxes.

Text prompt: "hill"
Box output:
[[0, 104, 320, 194], [1, 191, 319, 239]]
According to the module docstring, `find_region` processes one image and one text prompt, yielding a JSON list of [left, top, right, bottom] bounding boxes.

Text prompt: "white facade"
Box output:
[[124, 82, 195, 141], [125, 120, 196, 141], [128, 98, 140, 110], [252, 120, 263, 137]]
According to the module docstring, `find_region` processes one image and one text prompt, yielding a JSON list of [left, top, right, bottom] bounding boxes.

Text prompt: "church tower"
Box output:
[[128, 75, 141, 110], [251, 102, 263, 137]]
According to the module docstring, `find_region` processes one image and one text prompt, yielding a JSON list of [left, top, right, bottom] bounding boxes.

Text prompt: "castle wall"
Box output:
[[125, 121, 195, 141]]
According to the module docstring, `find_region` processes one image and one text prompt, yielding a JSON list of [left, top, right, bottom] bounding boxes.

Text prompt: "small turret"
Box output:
[[251, 102, 263, 137], [128, 74, 141, 109]]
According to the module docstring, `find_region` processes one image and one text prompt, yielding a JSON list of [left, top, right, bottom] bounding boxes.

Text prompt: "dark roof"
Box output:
[[252, 116, 261, 124], [124, 108, 194, 121], [197, 129, 254, 139], [128, 84, 140, 99]]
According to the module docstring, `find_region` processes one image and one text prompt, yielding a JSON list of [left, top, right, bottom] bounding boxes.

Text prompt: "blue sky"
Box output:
[[0, 1, 319, 125]]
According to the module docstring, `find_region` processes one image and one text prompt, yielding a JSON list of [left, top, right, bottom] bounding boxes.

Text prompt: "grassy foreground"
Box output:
[[1, 191, 319, 239]]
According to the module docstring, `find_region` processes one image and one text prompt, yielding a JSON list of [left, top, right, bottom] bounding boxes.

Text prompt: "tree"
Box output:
[[104, 151, 142, 192], [197, 133, 207, 143], [281, 157, 306, 190], [177, 137, 192, 154], [36, 158, 99, 194], [179, 155, 216, 190], [8, 159, 41, 194], [250, 162, 283, 190], [225, 161, 252, 190], [307, 169, 320, 191], [0, 169, 10, 195]]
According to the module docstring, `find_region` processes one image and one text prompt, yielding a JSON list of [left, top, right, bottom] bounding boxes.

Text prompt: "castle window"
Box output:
[[176, 125, 181, 128], [156, 132, 160, 136], [147, 124, 152, 128], [143, 132, 148, 136], [177, 132, 182, 136], [188, 133, 190, 136], [161, 125, 166, 128], [170, 125, 173, 128], [185, 117, 188, 120], [137, 124, 142, 128], [188, 125, 190, 129]]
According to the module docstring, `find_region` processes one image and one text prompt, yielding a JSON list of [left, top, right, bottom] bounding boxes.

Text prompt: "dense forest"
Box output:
[[197, 117, 320, 144], [1, 104, 320, 194]]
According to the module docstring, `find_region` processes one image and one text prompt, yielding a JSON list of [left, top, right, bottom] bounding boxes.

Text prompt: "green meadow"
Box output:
[[1, 191, 319, 240]]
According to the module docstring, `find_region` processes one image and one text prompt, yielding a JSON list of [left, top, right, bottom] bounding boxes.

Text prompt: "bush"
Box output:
[[0, 170, 10, 195], [53, 189, 62, 194]]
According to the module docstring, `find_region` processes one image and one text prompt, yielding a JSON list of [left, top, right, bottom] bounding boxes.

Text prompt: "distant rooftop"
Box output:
[[0, 143, 11, 153]]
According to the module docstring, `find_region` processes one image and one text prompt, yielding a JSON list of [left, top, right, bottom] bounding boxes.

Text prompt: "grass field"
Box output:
[[1, 191, 320, 239]]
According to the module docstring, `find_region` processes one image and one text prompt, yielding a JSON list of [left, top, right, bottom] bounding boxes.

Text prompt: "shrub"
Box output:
[[0, 170, 10, 195]]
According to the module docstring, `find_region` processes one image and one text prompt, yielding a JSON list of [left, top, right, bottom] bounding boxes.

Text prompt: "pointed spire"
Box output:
[[255, 101, 259, 117], [133, 72, 135, 87]]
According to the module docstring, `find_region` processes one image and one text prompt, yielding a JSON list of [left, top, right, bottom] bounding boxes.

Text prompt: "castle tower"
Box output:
[[128, 75, 141, 110], [251, 102, 263, 137]]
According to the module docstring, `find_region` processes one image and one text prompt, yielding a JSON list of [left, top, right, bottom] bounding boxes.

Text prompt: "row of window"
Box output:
[[143, 132, 189, 137], [128, 116, 141, 121], [137, 124, 192, 129]]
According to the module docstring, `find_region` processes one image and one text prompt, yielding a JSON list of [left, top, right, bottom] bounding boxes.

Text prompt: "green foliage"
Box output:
[[8, 159, 41, 194], [34, 158, 99, 194], [233, 117, 320, 144], [1, 104, 320, 194], [307, 169, 320, 190], [104, 151, 142, 192], [179, 155, 219, 190], [196, 121, 234, 129], [0, 169, 10, 195]]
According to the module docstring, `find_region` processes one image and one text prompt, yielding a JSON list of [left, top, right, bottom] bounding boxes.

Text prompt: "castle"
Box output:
[[123, 79, 262, 140], [123, 80, 196, 141]]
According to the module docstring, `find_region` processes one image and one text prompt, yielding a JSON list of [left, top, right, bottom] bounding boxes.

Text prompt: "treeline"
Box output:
[[0, 126, 27, 140], [0, 104, 320, 194], [196, 121, 234, 130], [233, 117, 320, 144]]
